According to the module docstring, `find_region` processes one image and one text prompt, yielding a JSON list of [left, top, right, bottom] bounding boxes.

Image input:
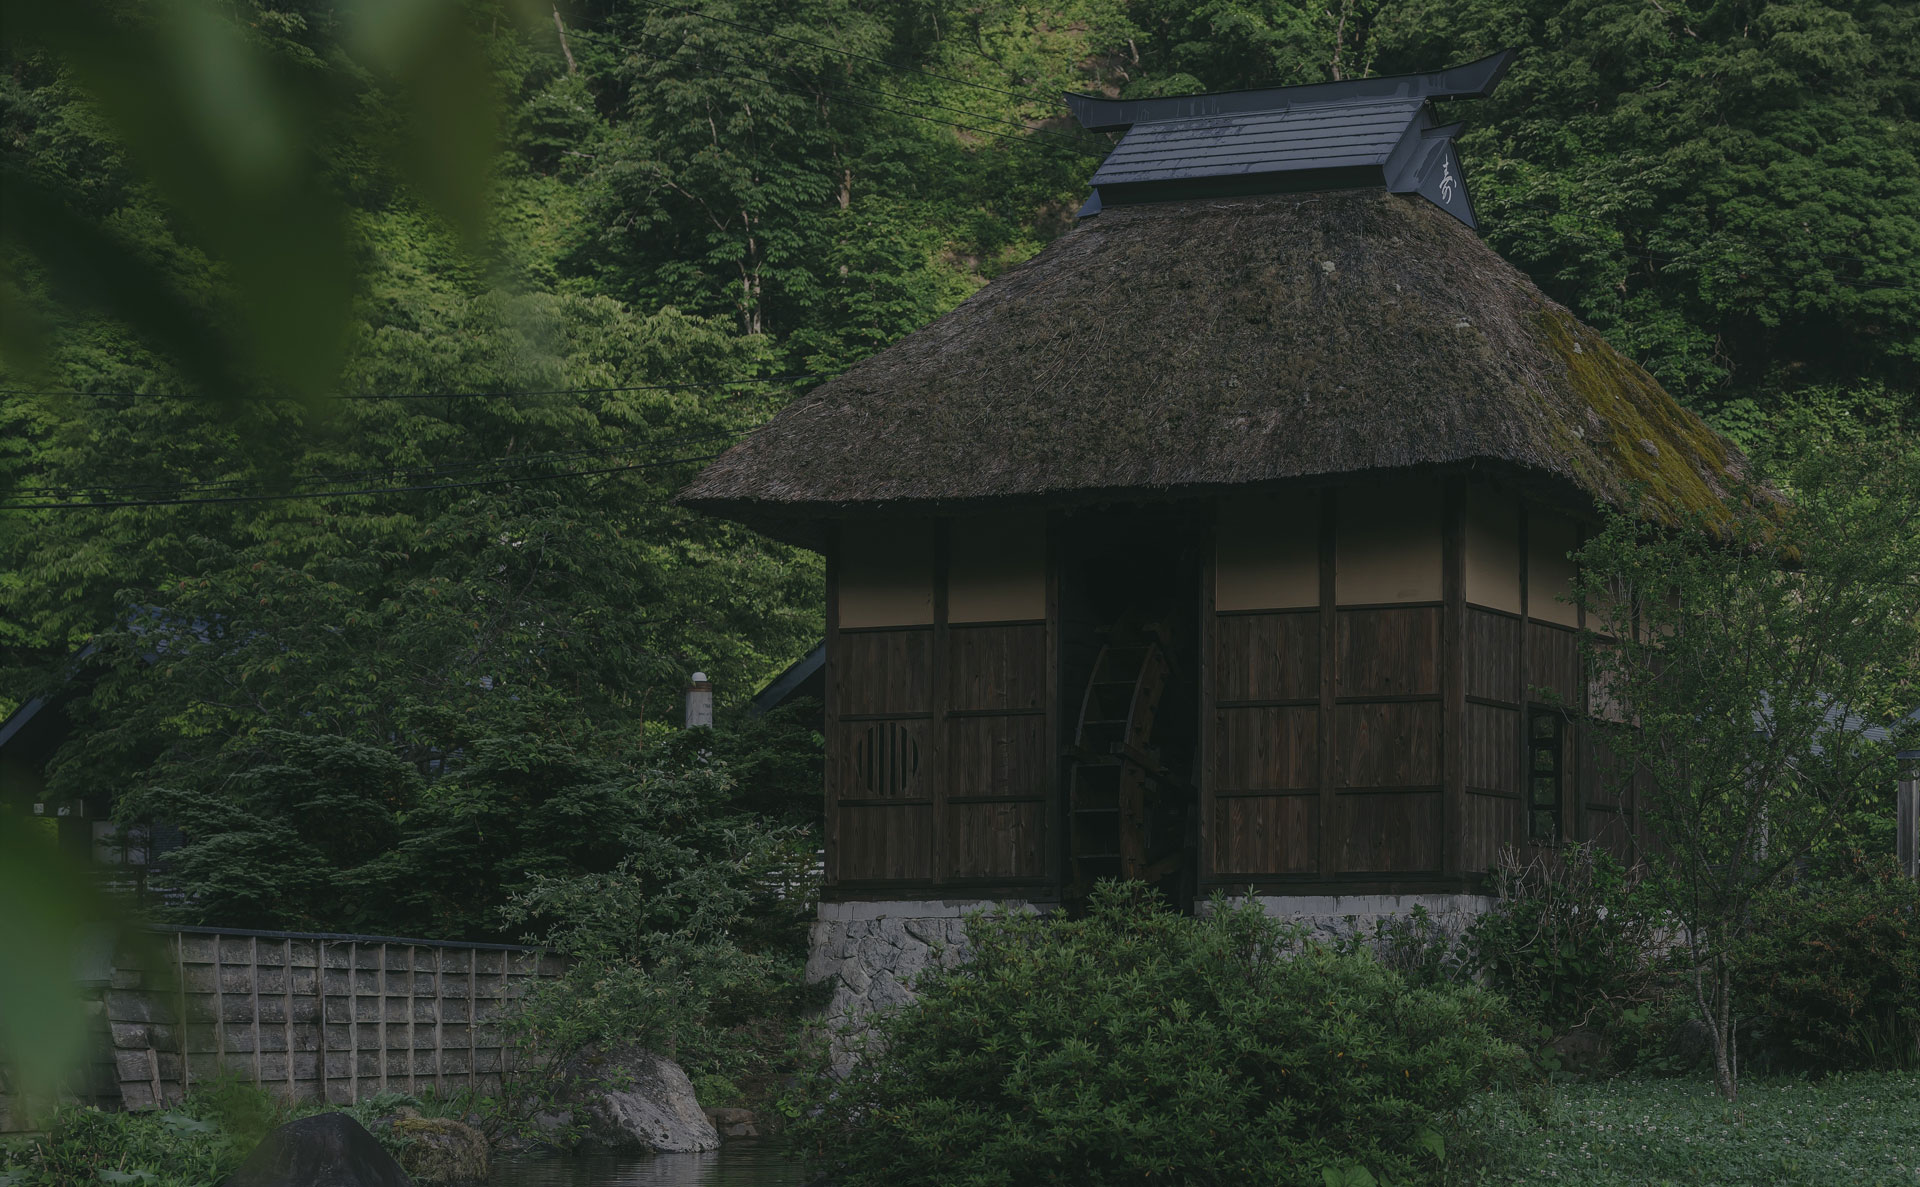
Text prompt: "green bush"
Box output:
[[789, 884, 1524, 1187], [1463, 846, 1661, 1039], [0, 1093, 259, 1187], [1740, 864, 1920, 1072], [501, 754, 815, 1096]]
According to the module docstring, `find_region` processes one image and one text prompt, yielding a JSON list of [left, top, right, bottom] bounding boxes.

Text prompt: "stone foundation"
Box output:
[[806, 893, 1489, 1071], [1217, 892, 1492, 941], [806, 899, 1038, 1072]]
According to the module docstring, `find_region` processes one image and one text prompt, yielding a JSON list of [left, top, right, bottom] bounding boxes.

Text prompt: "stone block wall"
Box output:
[[804, 894, 1491, 1072], [806, 900, 1036, 1073], [1226, 893, 1492, 941]]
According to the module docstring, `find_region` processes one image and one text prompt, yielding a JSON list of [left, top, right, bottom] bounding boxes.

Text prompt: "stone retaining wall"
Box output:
[[804, 894, 1491, 1071], [806, 900, 1037, 1073]]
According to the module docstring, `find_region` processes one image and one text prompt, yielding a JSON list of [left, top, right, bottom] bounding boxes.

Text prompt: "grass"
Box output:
[[1455, 1072, 1920, 1186]]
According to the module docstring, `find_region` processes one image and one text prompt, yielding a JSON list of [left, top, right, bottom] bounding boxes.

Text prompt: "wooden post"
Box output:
[[467, 948, 479, 1094], [1442, 478, 1467, 877], [1515, 500, 1530, 860], [378, 944, 389, 1094], [348, 942, 359, 1103], [433, 948, 445, 1096], [282, 939, 296, 1101], [1316, 491, 1338, 880], [406, 945, 418, 1095], [212, 934, 226, 1076], [174, 932, 190, 1103], [823, 530, 841, 889], [930, 519, 951, 885], [1898, 751, 1919, 879], [1196, 508, 1216, 895], [311, 941, 324, 1104], [1043, 514, 1062, 892], [248, 937, 263, 1087]]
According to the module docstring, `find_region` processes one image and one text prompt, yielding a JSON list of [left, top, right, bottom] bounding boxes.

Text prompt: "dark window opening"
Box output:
[[855, 722, 920, 797], [1528, 709, 1564, 842]]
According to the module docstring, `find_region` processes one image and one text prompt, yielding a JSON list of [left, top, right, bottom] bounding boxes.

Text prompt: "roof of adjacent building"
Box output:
[[1068, 51, 1513, 225], [677, 189, 1742, 544]]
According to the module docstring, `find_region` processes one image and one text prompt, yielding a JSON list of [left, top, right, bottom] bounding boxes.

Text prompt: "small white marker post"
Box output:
[[685, 671, 714, 729]]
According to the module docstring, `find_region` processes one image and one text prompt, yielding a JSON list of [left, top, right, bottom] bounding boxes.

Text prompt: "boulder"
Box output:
[[224, 1114, 412, 1187], [703, 1106, 759, 1140], [390, 1115, 489, 1184], [557, 1046, 719, 1153]]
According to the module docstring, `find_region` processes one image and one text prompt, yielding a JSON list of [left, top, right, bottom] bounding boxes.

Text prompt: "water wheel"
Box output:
[[1066, 621, 1186, 898]]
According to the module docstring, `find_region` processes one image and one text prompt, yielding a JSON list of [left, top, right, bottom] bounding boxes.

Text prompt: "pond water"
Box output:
[[488, 1145, 806, 1187]]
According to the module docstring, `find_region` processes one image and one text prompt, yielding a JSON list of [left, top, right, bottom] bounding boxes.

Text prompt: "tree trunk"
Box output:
[[1694, 954, 1738, 1100]]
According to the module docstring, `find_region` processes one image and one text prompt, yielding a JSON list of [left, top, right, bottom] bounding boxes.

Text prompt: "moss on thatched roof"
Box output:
[[680, 190, 1739, 539]]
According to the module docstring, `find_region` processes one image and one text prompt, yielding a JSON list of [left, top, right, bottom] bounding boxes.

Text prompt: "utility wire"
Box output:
[[1, 446, 737, 511], [617, 0, 1060, 106], [0, 374, 832, 402], [6, 427, 746, 499], [599, 24, 1097, 152], [654, 53, 1101, 159]]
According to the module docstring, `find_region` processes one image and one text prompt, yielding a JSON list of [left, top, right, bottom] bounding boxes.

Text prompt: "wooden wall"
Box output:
[[827, 514, 1055, 894], [823, 480, 1642, 902], [1203, 480, 1638, 893]]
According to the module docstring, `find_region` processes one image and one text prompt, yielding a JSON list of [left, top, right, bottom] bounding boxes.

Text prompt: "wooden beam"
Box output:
[[1571, 521, 1589, 845], [823, 528, 841, 890], [1044, 515, 1062, 892], [1317, 490, 1338, 879], [1516, 498, 1531, 857], [930, 519, 951, 885], [1197, 506, 1217, 894], [1442, 477, 1467, 876]]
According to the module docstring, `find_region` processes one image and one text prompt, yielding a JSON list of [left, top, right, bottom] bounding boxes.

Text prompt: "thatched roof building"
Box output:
[[679, 189, 1736, 541], [680, 57, 1742, 928]]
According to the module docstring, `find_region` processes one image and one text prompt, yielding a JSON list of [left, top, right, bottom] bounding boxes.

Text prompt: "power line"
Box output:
[[617, 0, 1059, 107], [6, 427, 745, 499], [654, 53, 1100, 159], [600, 24, 1098, 152], [0, 374, 832, 402], [0, 447, 735, 511]]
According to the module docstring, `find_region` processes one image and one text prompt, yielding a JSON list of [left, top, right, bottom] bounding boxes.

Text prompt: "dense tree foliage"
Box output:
[[3, 0, 1915, 939]]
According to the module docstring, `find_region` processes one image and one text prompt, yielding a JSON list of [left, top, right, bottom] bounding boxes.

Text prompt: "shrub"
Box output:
[[789, 884, 1523, 1187], [501, 755, 815, 1096], [1739, 863, 1920, 1072], [0, 1077, 282, 1187], [1463, 846, 1661, 1038]]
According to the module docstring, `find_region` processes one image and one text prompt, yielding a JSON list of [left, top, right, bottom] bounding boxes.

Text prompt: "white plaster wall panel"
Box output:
[[1463, 485, 1521, 613], [948, 513, 1045, 623], [1334, 479, 1442, 604], [838, 519, 935, 627], [1214, 492, 1320, 611], [1527, 509, 1581, 627]]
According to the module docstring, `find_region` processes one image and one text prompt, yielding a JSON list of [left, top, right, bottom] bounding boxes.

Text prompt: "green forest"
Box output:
[[3, 3, 1920, 1181], [4, 0, 1917, 947]]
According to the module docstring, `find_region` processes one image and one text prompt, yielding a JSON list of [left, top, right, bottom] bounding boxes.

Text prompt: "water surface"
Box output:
[[489, 1145, 804, 1187]]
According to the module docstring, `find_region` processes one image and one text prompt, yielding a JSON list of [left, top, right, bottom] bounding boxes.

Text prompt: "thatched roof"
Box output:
[[679, 190, 1740, 542]]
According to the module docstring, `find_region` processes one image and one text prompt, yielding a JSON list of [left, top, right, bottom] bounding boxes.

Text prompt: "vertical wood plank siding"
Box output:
[[817, 485, 1629, 897], [827, 528, 1052, 891]]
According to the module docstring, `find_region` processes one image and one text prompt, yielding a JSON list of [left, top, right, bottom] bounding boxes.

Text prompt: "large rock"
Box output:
[[389, 1114, 489, 1184], [557, 1046, 719, 1153], [224, 1114, 412, 1187]]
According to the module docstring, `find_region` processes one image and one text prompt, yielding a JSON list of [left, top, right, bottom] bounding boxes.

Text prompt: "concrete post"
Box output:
[[685, 671, 714, 729], [1898, 750, 1919, 879]]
